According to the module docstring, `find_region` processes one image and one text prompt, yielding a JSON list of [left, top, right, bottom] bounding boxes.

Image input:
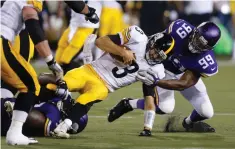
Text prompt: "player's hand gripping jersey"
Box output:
[[90, 26, 165, 92], [164, 19, 218, 77], [1, 0, 42, 42]]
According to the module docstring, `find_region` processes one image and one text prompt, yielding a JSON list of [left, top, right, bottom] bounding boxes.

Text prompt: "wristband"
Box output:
[[45, 55, 54, 65]]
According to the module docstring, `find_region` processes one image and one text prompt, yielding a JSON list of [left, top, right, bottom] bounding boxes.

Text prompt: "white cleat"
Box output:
[[53, 119, 72, 139], [6, 131, 38, 145]]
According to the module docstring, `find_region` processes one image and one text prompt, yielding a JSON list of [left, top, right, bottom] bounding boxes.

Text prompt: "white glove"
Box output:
[[47, 61, 64, 81], [136, 68, 160, 86]]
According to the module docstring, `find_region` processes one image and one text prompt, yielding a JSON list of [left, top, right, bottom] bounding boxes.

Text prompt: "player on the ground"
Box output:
[[44, 25, 175, 138], [108, 20, 221, 136], [1, 0, 99, 145], [55, 1, 101, 73], [1, 89, 88, 138]]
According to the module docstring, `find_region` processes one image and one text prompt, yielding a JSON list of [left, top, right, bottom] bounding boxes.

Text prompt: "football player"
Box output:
[[44, 25, 175, 138], [55, 1, 101, 73], [1, 0, 99, 145], [1, 90, 88, 138], [108, 20, 221, 136]]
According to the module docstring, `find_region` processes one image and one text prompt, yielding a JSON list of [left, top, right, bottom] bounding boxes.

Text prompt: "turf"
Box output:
[[1, 65, 235, 149]]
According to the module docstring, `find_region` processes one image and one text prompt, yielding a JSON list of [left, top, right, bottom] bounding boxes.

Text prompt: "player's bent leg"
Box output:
[[108, 88, 175, 123], [54, 67, 108, 138], [180, 79, 215, 132]]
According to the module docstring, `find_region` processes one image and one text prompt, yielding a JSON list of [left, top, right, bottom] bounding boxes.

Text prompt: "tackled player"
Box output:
[[108, 19, 221, 136], [45, 25, 175, 138]]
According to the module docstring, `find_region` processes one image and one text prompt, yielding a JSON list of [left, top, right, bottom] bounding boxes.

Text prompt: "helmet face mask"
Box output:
[[145, 47, 167, 65], [146, 33, 173, 65], [188, 29, 212, 53]]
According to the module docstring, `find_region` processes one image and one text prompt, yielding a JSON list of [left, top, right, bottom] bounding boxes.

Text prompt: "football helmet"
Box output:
[[188, 22, 221, 53], [146, 33, 175, 65]]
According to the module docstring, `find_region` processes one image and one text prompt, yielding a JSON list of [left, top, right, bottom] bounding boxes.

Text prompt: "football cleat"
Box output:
[[182, 117, 215, 132], [139, 129, 152, 137], [6, 131, 38, 145], [4, 101, 14, 113], [108, 98, 133, 122]]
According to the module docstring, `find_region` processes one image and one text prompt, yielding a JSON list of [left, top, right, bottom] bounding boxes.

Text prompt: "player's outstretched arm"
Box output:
[[138, 69, 200, 91], [156, 70, 200, 91], [22, 6, 63, 81]]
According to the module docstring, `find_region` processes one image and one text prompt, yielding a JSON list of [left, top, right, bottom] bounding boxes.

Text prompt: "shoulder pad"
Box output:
[[119, 25, 148, 44]]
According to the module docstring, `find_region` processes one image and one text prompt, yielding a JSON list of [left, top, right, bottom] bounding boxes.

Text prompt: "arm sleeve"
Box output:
[[64, 1, 85, 14]]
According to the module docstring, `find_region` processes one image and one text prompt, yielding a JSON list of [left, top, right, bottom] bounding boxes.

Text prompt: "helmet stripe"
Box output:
[[164, 38, 175, 54]]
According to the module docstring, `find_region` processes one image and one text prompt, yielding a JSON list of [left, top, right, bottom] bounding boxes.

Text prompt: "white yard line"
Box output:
[[89, 113, 235, 119]]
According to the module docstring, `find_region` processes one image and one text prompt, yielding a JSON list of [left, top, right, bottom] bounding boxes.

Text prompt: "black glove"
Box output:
[[55, 80, 71, 102], [85, 7, 99, 24], [47, 59, 64, 81]]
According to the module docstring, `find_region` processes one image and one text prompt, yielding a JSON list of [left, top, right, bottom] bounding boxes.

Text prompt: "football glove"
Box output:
[[47, 60, 64, 81], [136, 68, 160, 87], [55, 80, 72, 102], [85, 7, 99, 24]]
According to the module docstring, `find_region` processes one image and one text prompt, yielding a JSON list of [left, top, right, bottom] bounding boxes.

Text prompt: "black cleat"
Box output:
[[182, 117, 215, 133], [139, 129, 152, 137], [182, 117, 194, 131], [108, 98, 133, 122]]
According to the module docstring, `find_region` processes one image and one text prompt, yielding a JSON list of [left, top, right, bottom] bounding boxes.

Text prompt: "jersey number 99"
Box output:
[[198, 54, 215, 69], [176, 23, 192, 39]]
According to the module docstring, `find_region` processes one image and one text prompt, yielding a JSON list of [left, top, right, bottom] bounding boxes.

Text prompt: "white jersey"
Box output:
[[69, 1, 102, 29], [0, 0, 42, 42], [91, 26, 165, 92]]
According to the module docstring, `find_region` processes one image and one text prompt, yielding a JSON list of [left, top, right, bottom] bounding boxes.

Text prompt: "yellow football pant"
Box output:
[[47, 64, 108, 105], [55, 27, 96, 65], [1, 37, 40, 95], [99, 7, 128, 37], [12, 29, 34, 62]]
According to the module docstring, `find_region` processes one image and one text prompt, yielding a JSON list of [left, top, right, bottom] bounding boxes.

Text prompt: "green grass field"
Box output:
[[1, 64, 235, 149]]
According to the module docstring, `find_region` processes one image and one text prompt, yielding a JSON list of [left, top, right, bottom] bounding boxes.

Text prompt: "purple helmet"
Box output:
[[70, 114, 88, 134], [188, 22, 221, 53]]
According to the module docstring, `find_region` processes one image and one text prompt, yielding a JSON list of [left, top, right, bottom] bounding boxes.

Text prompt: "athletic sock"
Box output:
[[144, 110, 155, 130]]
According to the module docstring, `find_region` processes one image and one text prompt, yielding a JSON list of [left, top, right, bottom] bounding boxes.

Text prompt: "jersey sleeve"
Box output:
[[25, 0, 43, 12], [200, 65, 218, 77], [165, 19, 183, 34], [165, 19, 194, 35], [118, 25, 148, 45], [196, 52, 218, 78]]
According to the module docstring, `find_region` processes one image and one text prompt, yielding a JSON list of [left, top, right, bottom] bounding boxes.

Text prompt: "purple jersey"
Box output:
[[163, 19, 218, 77], [34, 102, 61, 136]]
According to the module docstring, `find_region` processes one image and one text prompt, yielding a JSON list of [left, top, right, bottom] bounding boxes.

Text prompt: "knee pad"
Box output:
[[200, 101, 214, 119], [157, 105, 174, 114], [157, 99, 175, 114]]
